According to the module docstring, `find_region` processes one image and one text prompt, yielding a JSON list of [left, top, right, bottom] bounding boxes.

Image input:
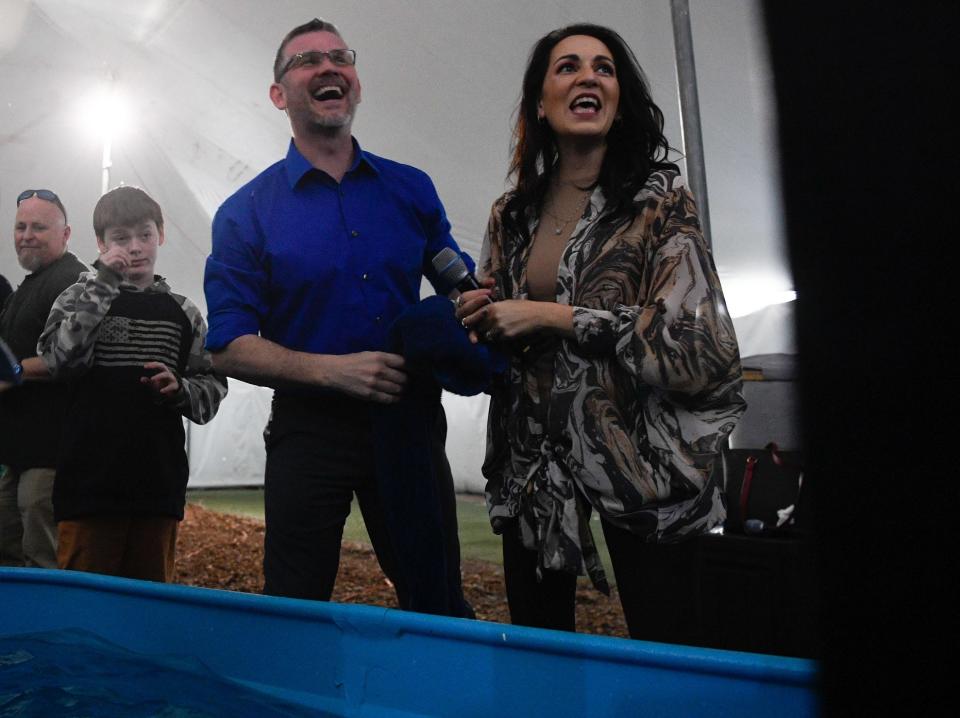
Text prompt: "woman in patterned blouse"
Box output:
[[456, 24, 746, 644]]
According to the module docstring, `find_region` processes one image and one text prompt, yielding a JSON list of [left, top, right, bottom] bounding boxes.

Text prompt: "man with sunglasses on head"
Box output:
[[0, 189, 87, 567], [204, 19, 474, 616]]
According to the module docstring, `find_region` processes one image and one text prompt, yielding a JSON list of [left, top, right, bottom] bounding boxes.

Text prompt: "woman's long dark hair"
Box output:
[[502, 24, 673, 243]]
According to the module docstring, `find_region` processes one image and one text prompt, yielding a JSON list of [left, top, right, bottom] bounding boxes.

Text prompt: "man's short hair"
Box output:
[[273, 18, 342, 82], [93, 186, 164, 239]]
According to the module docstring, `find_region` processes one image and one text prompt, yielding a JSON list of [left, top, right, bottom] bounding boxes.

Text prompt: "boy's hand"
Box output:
[[141, 362, 180, 399], [99, 246, 131, 275]]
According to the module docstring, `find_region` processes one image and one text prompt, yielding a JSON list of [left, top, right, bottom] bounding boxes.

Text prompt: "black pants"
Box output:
[[263, 393, 394, 600], [262, 392, 470, 616], [502, 515, 703, 645]]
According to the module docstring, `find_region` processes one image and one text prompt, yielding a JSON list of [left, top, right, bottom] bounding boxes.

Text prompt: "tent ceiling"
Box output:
[[2, 0, 789, 336]]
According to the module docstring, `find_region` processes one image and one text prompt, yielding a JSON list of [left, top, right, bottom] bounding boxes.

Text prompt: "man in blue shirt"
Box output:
[[204, 19, 473, 615]]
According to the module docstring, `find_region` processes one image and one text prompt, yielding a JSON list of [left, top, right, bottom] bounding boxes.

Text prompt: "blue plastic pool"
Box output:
[[1, 568, 817, 716]]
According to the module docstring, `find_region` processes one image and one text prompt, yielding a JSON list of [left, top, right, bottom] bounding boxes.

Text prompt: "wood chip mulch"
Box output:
[[175, 504, 628, 638]]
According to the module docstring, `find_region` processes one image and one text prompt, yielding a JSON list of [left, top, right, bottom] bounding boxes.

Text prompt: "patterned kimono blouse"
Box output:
[[479, 168, 746, 591]]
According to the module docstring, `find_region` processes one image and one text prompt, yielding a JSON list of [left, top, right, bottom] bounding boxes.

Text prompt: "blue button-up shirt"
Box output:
[[204, 139, 473, 355]]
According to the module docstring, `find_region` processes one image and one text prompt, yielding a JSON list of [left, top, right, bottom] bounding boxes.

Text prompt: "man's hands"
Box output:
[[0, 356, 51, 387], [325, 351, 407, 403], [210, 336, 409, 404], [141, 362, 180, 399]]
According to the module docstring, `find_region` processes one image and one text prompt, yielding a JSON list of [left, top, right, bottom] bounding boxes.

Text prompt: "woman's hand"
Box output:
[[454, 276, 575, 344], [459, 296, 575, 344], [454, 277, 495, 344]]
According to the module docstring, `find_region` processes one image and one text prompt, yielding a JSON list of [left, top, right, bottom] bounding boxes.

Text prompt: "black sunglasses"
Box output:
[[16, 189, 67, 222]]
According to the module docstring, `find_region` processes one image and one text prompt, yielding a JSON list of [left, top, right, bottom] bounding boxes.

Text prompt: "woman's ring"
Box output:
[[461, 318, 468, 329], [456, 295, 464, 308]]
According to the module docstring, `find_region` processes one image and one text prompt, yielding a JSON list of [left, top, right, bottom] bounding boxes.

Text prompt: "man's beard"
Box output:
[[17, 250, 45, 273], [308, 108, 354, 132], [293, 86, 358, 134]]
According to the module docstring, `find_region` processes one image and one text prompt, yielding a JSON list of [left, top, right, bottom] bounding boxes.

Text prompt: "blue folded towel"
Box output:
[[370, 296, 505, 617], [387, 294, 507, 395]]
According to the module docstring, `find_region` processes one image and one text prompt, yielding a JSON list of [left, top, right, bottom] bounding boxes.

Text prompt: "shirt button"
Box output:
[[376, 316, 382, 323], [351, 230, 359, 237], [362, 273, 368, 280]]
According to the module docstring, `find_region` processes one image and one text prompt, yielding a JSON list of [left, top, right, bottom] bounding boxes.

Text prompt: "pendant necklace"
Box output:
[[541, 189, 591, 236]]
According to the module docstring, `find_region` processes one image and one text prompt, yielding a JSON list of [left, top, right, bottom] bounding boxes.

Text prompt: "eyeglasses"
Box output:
[[279, 49, 357, 79], [16, 189, 67, 222]]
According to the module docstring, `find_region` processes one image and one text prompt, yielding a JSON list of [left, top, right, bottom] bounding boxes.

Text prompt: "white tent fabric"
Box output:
[[1, 0, 793, 492], [186, 379, 271, 487], [732, 300, 796, 357]]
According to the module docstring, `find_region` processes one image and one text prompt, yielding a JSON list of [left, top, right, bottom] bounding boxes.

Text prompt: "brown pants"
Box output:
[[57, 515, 178, 582]]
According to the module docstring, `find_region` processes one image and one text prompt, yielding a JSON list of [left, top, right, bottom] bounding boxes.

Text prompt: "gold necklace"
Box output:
[[541, 189, 591, 236]]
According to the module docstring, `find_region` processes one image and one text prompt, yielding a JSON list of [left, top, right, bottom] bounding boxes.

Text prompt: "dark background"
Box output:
[[763, 2, 957, 714]]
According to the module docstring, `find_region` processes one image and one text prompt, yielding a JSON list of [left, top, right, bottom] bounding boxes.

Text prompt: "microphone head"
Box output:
[[432, 247, 470, 290]]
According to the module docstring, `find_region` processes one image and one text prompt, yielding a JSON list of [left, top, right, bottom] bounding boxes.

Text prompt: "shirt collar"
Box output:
[[283, 137, 380, 188]]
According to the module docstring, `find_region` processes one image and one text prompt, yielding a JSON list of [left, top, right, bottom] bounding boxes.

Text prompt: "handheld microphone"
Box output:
[[432, 247, 487, 297], [431, 248, 536, 355]]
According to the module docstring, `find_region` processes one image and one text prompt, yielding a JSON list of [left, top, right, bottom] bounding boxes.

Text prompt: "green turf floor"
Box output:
[[186, 487, 613, 576]]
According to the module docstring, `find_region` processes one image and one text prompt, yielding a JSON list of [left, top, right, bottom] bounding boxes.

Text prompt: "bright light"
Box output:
[[721, 276, 796, 318], [76, 85, 131, 143]]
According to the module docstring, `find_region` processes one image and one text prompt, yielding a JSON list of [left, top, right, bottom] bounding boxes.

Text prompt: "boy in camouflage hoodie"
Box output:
[[38, 186, 227, 582]]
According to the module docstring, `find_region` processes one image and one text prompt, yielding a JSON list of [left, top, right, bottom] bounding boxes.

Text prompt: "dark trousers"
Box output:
[[262, 392, 469, 616], [263, 443, 406, 602], [503, 515, 703, 645]]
